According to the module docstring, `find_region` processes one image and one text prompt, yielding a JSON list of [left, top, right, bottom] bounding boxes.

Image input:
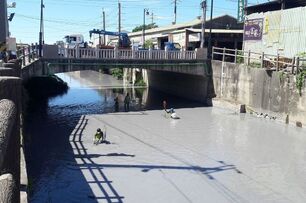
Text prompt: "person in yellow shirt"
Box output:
[[94, 128, 103, 145]]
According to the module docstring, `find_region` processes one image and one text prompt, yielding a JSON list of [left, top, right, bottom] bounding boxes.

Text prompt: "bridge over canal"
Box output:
[[17, 45, 214, 103], [0, 45, 213, 203]]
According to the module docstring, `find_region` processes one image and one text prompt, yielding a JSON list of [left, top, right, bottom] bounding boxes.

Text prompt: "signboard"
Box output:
[[244, 18, 263, 41], [6, 37, 16, 51], [238, 0, 246, 23]]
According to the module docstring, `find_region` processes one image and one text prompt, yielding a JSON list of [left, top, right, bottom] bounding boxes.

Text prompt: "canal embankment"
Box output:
[[0, 57, 69, 203], [212, 60, 306, 127], [0, 60, 24, 203]]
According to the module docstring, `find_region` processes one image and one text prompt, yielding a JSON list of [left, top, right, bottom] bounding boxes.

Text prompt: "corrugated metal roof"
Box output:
[[128, 14, 237, 37], [246, 0, 306, 14], [170, 28, 243, 34]]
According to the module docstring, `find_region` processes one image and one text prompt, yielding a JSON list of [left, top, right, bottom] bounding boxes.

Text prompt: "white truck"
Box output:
[[64, 34, 87, 49]]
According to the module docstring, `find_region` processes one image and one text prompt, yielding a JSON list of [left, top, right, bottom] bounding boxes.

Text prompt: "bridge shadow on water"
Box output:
[[69, 115, 124, 202], [64, 115, 244, 202], [24, 83, 241, 202]]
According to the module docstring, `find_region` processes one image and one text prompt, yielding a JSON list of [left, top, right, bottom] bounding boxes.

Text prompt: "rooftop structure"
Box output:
[[246, 0, 306, 14]]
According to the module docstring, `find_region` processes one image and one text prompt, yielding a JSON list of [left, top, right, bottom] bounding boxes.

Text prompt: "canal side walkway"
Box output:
[[57, 107, 306, 203]]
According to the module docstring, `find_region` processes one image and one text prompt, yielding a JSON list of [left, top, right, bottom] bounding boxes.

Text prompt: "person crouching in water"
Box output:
[[94, 128, 104, 145]]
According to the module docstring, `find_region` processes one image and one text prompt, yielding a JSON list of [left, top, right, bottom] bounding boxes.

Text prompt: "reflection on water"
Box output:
[[24, 70, 202, 202]]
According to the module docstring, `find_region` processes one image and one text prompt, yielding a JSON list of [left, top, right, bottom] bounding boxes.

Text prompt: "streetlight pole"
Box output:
[[208, 0, 213, 58], [143, 8, 149, 46], [39, 0, 44, 57], [118, 2, 121, 47], [103, 9, 106, 45], [281, 0, 285, 9], [200, 0, 207, 48], [0, 0, 8, 54]]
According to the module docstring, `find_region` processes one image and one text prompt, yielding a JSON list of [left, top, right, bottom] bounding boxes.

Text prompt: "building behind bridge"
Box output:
[[111, 15, 243, 51], [244, 0, 306, 57]]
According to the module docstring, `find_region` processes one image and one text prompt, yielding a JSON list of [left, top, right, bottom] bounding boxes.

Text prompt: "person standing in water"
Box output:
[[124, 93, 131, 112], [114, 96, 119, 112], [163, 100, 167, 112]]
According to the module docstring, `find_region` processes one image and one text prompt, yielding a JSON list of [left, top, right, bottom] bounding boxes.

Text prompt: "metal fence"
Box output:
[[16, 44, 39, 67], [58, 47, 197, 60], [212, 46, 305, 74], [16, 46, 198, 68]]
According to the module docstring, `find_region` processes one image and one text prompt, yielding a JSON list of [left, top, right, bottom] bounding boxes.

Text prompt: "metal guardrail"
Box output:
[[16, 44, 39, 67], [58, 47, 197, 60], [16, 45, 198, 68], [212, 46, 305, 74]]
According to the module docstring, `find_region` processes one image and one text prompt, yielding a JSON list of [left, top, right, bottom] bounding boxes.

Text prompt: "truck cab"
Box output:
[[64, 34, 87, 49], [164, 42, 181, 51]]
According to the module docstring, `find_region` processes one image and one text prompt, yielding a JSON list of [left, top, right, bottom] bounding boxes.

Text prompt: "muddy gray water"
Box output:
[[24, 70, 306, 203], [24, 70, 203, 202]]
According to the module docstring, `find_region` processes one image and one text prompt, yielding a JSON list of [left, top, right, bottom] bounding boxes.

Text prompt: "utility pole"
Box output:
[[151, 12, 154, 24], [0, 0, 8, 54], [173, 0, 177, 24], [39, 0, 44, 57], [208, 0, 213, 58], [143, 8, 149, 46], [281, 0, 285, 9], [103, 9, 106, 45], [200, 0, 207, 48], [118, 2, 121, 46]]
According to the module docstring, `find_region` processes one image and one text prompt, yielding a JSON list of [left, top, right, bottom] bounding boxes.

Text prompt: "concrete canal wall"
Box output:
[[0, 61, 28, 203], [212, 60, 306, 126], [145, 61, 215, 104]]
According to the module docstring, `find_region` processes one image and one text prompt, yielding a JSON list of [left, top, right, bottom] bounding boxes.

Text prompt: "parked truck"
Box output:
[[164, 42, 181, 51], [89, 29, 131, 49], [64, 34, 88, 49]]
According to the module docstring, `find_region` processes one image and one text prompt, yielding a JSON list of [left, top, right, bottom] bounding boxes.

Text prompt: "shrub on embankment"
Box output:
[[110, 68, 123, 80]]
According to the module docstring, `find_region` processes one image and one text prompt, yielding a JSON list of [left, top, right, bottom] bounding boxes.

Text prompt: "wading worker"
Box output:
[[114, 96, 119, 112], [94, 128, 103, 145], [163, 100, 167, 111], [124, 93, 130, 111]]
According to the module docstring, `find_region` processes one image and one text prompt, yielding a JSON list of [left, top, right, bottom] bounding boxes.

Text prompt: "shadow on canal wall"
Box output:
[[212, 60, 306, 127]]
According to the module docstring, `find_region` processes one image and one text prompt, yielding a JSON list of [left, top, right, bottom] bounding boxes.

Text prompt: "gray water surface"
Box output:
[[24, 70, 306, 203]]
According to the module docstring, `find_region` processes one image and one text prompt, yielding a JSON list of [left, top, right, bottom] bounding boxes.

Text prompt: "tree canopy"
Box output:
[[132, 23, 158, 32]]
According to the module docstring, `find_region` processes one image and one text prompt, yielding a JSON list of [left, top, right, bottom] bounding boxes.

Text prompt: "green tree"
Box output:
[[132, 23, 158, 32], [144, 40, 154, 49]]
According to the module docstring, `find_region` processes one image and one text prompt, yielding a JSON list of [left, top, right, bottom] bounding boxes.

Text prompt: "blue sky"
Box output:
[[8, 0, 268, 44]]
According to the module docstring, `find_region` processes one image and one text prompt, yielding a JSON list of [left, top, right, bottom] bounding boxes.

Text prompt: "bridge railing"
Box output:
[[16, 44, 39, 67], [58, 47, 198, 60], [212, 46, 301, 74]]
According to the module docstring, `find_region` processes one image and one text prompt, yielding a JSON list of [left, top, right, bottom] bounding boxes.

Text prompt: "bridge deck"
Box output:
[[17, 45, 203, 68]]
